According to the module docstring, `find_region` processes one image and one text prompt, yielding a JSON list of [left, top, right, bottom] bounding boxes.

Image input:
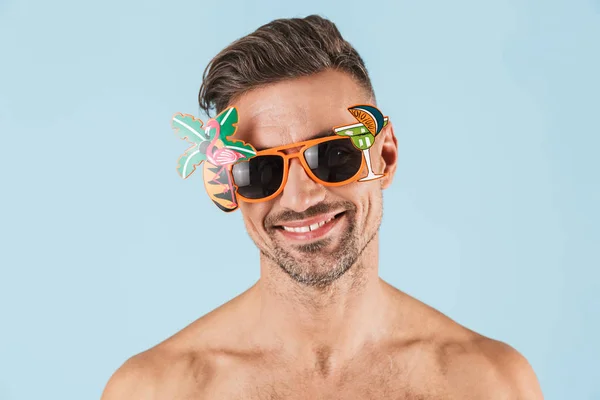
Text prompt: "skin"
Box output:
[[101, 69, 544, 399]]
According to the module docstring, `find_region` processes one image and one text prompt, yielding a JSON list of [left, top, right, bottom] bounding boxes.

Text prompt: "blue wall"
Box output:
[[0, 0, 598, 398]]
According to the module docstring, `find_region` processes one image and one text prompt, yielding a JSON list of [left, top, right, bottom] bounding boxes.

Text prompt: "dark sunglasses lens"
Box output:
[[232, 155, 284, 199], [304, 139, 362, 182]]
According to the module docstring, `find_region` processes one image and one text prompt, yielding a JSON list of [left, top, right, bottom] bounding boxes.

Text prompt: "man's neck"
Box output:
[[250, 239, 392, 371]]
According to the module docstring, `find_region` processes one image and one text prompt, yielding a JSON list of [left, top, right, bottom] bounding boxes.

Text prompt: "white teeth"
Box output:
[[281, 217, 335, 233], [282, 226, 310, 233]]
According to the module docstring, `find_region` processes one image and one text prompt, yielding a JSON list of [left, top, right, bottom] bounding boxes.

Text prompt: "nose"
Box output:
[[278, 158, 326, 212]]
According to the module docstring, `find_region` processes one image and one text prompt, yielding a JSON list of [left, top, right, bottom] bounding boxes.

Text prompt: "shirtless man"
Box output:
[[101, 15, 543, 399]]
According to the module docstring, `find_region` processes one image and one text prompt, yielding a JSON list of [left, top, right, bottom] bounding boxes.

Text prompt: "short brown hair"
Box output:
[[198, 15, 375, 116]]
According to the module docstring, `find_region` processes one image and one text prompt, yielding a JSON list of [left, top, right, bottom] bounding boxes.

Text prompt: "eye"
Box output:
[[258, 159, 275, 184], [327, 146, 352, 166]]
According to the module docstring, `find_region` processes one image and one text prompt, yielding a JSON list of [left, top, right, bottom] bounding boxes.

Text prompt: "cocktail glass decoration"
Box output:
[[333, 105, 388, 181]]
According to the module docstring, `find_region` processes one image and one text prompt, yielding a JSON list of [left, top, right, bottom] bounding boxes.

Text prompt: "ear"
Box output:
[[377, 121, 398, 189]]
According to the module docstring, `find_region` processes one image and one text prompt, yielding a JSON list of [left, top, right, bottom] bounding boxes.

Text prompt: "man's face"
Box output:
[[231, 70, 394, 287]]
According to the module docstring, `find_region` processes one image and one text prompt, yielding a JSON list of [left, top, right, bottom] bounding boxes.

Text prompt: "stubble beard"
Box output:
[[251, 193, 383, 289], [270, 211, 358, 288], [261, 197, 383, 288]]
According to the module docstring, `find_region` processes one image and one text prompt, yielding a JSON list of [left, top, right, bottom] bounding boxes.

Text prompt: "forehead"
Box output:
[[231, 70, 372, 150]]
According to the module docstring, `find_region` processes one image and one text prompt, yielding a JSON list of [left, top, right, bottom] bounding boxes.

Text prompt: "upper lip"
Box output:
[[274, 211, 344, 228]]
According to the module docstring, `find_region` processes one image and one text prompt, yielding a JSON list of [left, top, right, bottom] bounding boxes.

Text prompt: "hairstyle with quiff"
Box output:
[[198, 15, 375, 117]]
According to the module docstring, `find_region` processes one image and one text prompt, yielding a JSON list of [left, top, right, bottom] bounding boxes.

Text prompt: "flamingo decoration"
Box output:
[[204, 119, 247, 201], [172, 106, 257, 212]]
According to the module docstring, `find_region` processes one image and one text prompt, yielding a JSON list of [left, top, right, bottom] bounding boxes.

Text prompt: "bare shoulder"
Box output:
[[469, 337, 544, 399], [100, 343, 213, 400], [100, 349, 161, 400], [384, 284, 544, 399], [434, 332, 544, 399], [101, 290, 256, 399]]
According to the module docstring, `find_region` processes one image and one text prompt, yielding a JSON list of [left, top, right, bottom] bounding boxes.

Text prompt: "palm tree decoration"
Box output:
[[171, 107, 256, 212], [333, 105, 388, 181]]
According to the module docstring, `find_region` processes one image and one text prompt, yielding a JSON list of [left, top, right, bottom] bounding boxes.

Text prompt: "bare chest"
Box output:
[[221, 380, 431, 400], [199, 355, 441, 400]]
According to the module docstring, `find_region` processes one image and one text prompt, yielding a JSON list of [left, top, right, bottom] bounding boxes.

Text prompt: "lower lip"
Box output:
[[277, 214, 344, 242]]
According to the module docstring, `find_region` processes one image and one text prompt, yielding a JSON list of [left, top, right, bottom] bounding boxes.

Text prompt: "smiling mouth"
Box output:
[[274, 211, 346, 233]]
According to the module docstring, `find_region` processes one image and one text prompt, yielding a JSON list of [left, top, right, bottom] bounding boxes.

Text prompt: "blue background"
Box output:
[[0, 0, 598, 399]]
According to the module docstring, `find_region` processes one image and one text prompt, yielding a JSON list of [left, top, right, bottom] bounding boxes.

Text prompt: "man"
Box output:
[[102, 15, 543, 399]]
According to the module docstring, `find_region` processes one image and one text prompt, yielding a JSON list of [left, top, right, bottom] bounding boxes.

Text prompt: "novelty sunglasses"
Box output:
[[232, 118, 389, 203], [172, 104, 389, 212], [232, 135, 364, 202]]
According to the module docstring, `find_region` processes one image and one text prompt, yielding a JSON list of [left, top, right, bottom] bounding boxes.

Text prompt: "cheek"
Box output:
[[337, 184, 380, 223], [240, 203, 270, 238], [329, 184, 369, 217]]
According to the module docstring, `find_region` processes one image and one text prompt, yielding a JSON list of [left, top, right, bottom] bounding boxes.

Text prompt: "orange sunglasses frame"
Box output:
[[231, 135, 367, 203]]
